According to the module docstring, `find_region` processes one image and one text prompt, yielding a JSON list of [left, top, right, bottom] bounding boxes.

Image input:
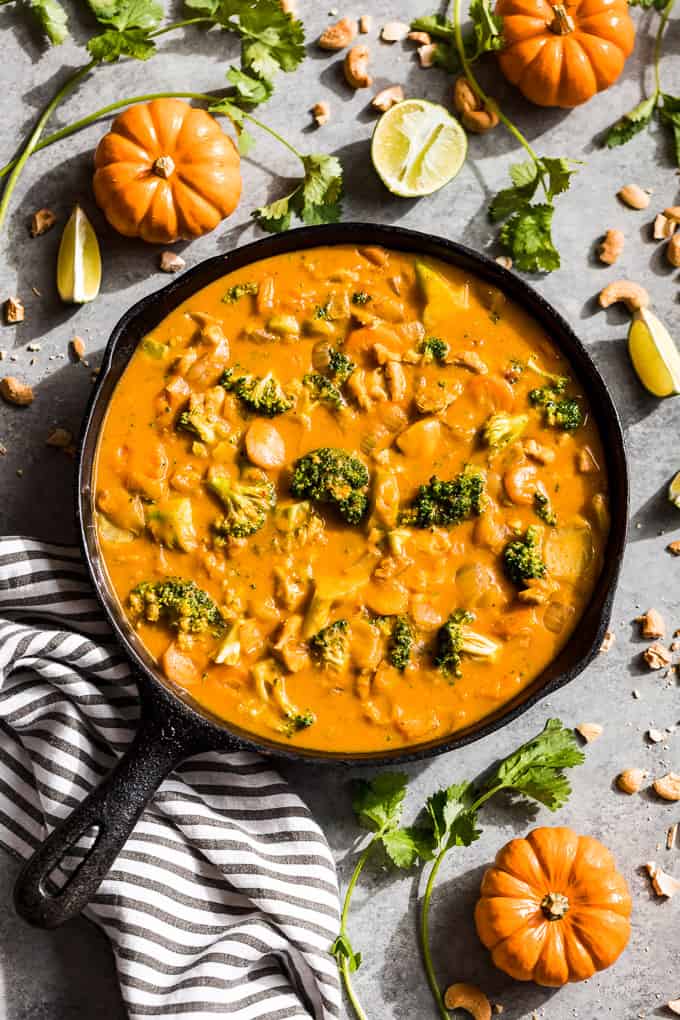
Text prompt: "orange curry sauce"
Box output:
[[94, 246, 608, 753]]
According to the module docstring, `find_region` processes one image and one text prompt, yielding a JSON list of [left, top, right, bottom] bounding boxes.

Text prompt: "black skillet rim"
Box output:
[[76, 222, 628, 766]]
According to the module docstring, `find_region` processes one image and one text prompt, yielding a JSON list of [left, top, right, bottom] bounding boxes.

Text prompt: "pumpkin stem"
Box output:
[[152, 155, 176, 179], [549, 4, 575, 34], [541, 892, 570, 920]]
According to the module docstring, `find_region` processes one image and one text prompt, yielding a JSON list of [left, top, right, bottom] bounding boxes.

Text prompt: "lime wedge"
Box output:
[[371, 99, 467, 198], [669, 471, 680, 509], [416, 259, 469, 332], [57, 205, 102, 304], [628, 307, 680, 398]]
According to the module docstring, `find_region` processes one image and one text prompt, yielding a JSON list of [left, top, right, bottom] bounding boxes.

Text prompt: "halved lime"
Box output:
[[669, 471, 680, 509], [627, 307, 680, 398], [371, 99, 467, 198], [57, 205, 102, 304]]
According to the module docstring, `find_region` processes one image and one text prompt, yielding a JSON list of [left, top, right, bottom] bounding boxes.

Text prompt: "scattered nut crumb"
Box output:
[[311, 100, 331, 126], [617, 768, 647, 794], [4, 297, 24, 324], [576, 722, 603, 743], [408, 30, 431, 43], [667, 823, 678, 850], [637, 608, 666, 639], [70, 336, 86, 361], [653, 773, 680, 802], [643, 644, 672, 670], [632, 689, 641, 699], [600, 630, 616, 653], [0, 376, 34, 406], [648, 727, 667, 743], [653, 213, 676, 240], [30, 208, 57, 237], [0, 442, 6, 455], [667, 540, 680, 556], [417, 43, 437, 67], [319, 16, 357, 50], [359, 14, 371, 32], [159, 251, 186, 273], [493, 1007, 504, 1016], [381, 20, 409, 42], [26, 343, 41, 352], [645, 861, 680, 898], [598, 229, 624, 265], [46, 427, 73, 448], [618, 184, 651, 210], [371, 85, 404, 112], [495, 255, 512, 269]]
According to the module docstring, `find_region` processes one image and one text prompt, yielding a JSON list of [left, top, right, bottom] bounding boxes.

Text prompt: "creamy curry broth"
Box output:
[[94, 245, 608, 752]]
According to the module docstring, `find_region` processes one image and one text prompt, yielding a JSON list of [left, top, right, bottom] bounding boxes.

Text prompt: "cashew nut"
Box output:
[[453, 76, 499, 133], [319, 17, 357, 50], [30, 207, 57, 237], [418, 43, 437, 67], [343, 45, 372, 88], [359, 14, 371, 33], [0, 376, 34, 406], [598, 228, 624, 265], [653, 213, 676, 240], [598, 279, 650, 312], [381, 20, 409, 42], [617, 768, 647, 794], [408, 30, 431, 44], [311, 100, 331, 126], [618, 184, 651, 210], [636, 608, 665, 639], [576, 722, 603, 743], [667, 232, 680, 267], [653, 772, 680, 801], [444, 983, 492, 1020], [372, 85, 404, 112], [664, 205, 680, 222], [159, 250, 186, 273]]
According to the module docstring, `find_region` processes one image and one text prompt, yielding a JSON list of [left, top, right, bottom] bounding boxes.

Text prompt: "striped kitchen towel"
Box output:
[[0, 536, 341, 1020]]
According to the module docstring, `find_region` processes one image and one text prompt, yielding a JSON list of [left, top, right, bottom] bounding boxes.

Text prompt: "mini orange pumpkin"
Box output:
[[495, 0, 635, 108], [93, 99, 241, 244], [474, 826, 632, 986]]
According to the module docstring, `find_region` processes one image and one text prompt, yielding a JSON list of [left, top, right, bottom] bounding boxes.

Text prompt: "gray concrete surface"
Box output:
[[1, 1, 679, 1017]]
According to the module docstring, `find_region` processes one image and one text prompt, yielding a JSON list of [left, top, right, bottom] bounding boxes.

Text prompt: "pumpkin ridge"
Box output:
[[114, 105, 161, 158], [171, 172, 222, 218], [148, 98, 190, 156]]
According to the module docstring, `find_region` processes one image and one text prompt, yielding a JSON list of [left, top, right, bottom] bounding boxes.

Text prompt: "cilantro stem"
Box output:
[[337, 840, 375, 1020], [149, 16, 215, 37], [0, 60, 95, 232], [654, 0, 676, 95]]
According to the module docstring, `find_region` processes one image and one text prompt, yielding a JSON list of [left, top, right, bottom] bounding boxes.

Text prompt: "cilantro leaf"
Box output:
[[226, 65, 273, 105], [254, 152, 343, 232], [660, 93, 680, 167], [630, 0, 668, 8], [499, 204, 561, 273], [28, 0, 69, 44], [410, 12, 455, 39], [469, 0, 503, 57], [489, 160, 539, 222], [382, 826, 435, 868], [87, 27, 156, 60], [352, 772, 408, 833], [425, 781, 480, 851], [87, 0, 163, 31], [540, 156, 577, 199], [483, 717, 585, 810], [605, 95, 658, 148]]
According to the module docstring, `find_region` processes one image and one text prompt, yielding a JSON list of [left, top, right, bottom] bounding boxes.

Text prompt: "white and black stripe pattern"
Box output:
[[0, 537, 341, 1020]]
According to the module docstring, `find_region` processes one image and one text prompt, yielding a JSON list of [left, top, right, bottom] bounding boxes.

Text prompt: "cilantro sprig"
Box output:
[[26, 0, 69, 43], [336, 720, 585, 1020], [411, 0, 502, 70], [603, 0, 679, 164]]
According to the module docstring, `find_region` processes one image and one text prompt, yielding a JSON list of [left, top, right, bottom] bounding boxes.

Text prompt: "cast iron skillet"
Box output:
[[14, 223, 628, 929]]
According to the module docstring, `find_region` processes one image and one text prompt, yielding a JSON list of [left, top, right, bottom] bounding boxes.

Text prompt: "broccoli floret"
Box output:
[[309, 619, 350, 671], [284, 710, 316, 735], [400, 469, 486, 528], [351, 291, 371, 305], [223, 281, 258, 303], [207, 468, 276, 539], [290, 447, 369, 525], [529, 385, 583, 431], [176, 408, 217, 445], [420, 336, 449, 363], [314, 302, 331, 320], [388, 615, 414, 672], [483, 412, 529, 450], [147, 497, 197, 552], [303, 372, 346, 410], [526, 355, 568, 391], [328, 348, 355, 384], [534, 490, 557, 526], [434, 609, 499, 678], [503, 525, 547, 586], [220, 368, 292, 417], [129, 578, 224, 634]]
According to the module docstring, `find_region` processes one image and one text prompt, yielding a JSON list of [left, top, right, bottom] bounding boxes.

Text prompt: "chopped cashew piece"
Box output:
[[667, 233, 680, 267], [643, 643, 671, 670], [344, 45, 372, 88], [30, 208, 57, 237], [418, 42, 437, 67], [495, 255, 512, 269], [648, 727, 667, 743], [617, 768, 647, 794], [453, 76, 499, 133], [598, 229, 624, 265], [372, 85, 404, 112], [312, 101, 331, 126], [598, 280, 649, 313], [668, 823, 679, 850], [667, 540, 680, 556], [444, 983, 492, 1020], [359, 14, 371, 32], [618, 184, 651, 210], [160, 251, 186, 273], [663, 205, 680, 221], [381, 20, 409, 41], [636, 608, 665, 639], [71, 336, 86, 360], [600, 629, 616, 653], [0, 377, 34, 406], [3, 297, 24, 324], [653, 773, 680, 801], [576, 722, 603, 744], [319, 17, 357, 50], [645, 861, 680, 898], [653, 213, 676, 240]]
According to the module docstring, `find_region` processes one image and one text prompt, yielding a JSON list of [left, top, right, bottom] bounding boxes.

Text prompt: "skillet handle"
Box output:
[[14, 679, 224, 929]]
